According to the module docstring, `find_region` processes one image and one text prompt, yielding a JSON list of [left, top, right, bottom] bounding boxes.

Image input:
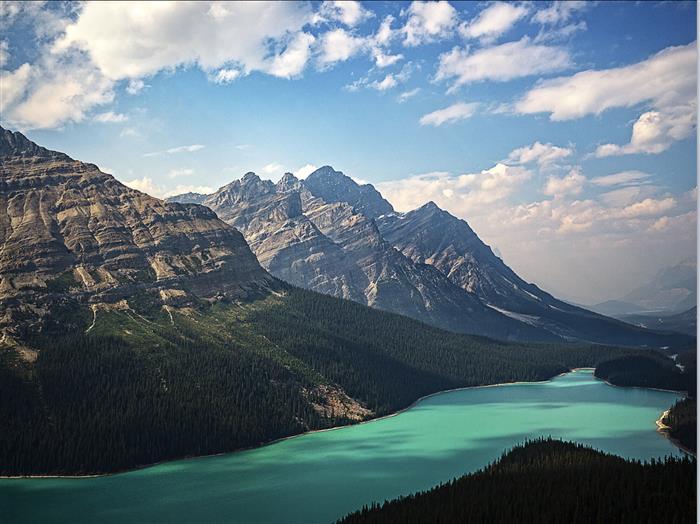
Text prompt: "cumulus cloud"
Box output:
[[591, 171, 652, 187], [507, 141, 572, 167], [516, 42, 697, 121], [294, 164, 318, 179], [315, 1, 373, 27], [459, 2, 529, 43], [209, 68, 241, 85], [370, 74, 398, 91], [542, 168, 585, 197], [318, 28, 367, 65], [377, 163, 533, 213], [436, 37, 571, 90], [402, 1, 457, 46], [2, 2, 318, 129], [419, 102, 478, 126], [595, 107, 696, 157], [144, 144, 204, 157], [54, 2, 313, 79], [262, 162, 285, 175], [126, 79, 145, 94]]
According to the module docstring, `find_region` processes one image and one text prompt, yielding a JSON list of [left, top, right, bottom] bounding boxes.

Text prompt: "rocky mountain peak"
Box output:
[[1, 126, 70, 160], [303, 166, 394, 219], [277, 172, 301, 193]]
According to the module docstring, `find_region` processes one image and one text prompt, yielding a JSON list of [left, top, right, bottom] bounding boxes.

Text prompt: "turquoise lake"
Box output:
[[1, 370, 684, 524]]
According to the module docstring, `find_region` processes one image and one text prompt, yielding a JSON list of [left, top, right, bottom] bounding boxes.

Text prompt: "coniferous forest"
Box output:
[[0, 285, 662, 476], [338, 439, 697, 524]]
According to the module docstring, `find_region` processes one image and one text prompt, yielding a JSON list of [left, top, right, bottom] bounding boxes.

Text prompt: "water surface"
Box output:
[[1, 370, 682, 523]]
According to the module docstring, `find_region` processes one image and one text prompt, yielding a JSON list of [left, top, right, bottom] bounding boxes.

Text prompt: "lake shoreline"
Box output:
[[0, 367, 679, 480]]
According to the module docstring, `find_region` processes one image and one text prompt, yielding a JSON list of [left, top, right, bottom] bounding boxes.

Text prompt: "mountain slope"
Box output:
[[170, 170, 553, 341], [169, 168, 690, 348], [376, 200, 690, 347], [621, 259, 696, 313], [618, 307, 697, 337], [1, 127, 643, 475], [0, 127, 273, 339]]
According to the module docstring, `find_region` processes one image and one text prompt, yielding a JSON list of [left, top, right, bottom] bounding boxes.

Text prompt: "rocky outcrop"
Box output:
[[0, 126, 273, 336]]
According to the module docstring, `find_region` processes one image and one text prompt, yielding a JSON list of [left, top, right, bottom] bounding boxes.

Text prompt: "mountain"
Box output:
[[589, 259, 697, 317], [2, 127, 644, 476], [0, 127, 273, 339], [170, 168, 552, 342], [617, 307, 697, 337], [375, 202, 682, 347], [171, 168, 691, 348], [620, 259, 696, 313]]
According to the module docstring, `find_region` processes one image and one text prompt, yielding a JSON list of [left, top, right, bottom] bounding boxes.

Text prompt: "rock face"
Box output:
[[169, 169, 542, 339], [170, 166, 689, 347], [0, 126, 273, 336]]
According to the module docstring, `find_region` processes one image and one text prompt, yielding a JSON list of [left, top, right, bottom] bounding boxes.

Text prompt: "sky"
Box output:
[[1, 1, 697, 304]]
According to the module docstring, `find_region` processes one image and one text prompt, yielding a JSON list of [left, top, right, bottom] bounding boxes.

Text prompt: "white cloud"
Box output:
[[377, 163, 532, 213], [533, 1, 589, 25], [370, 74, 398, 91], [318, 28, 367, 66], [419, 102, 478, 126], [516, 42, 697, 120], [262, 162, 284, 175], [372, 48, 403, 68], [402, 1, 457, 46], [542, 168, 586, 197], [591, 171, 651, 187], [167, 168, 195, 178], [436, 37, 571, 90], [126, 79, 145, 94], [534, 21, 586, 43], [93, 111, 128, 123], [595, 107, 696, 157], [144, 144, 204, 157], [316, 1, 373, 27], [375, 15, 396, 46], [2, 56, 115, 129], [507, 141, 572, 167], [54, 2, 314, 80], [209, 68, 241, 84], [617, 197, 676, 219], [122, 176, 213, 199], [460, 2, 529, 43], [268, 32, 316, 78], [294, 163, 318, 179], [0, 40, 9, 68], [397, 87, 420, 103]]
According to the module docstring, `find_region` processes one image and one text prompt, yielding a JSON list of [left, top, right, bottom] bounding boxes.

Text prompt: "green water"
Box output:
[[1, 370, 683, 524]]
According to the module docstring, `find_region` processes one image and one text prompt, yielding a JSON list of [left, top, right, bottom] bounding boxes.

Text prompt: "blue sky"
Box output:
[[1, 1, 697, 303]]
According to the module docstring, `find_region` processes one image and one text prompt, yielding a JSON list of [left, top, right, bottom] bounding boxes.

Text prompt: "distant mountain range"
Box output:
[[169, 167, 689, 348], [590, 259, 697, 317]]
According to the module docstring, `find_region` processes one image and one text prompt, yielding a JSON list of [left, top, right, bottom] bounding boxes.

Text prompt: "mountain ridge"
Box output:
[[169, 168, 691, 348]]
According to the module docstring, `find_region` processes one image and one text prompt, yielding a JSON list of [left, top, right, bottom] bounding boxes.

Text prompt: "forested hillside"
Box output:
[[1, 285, 644, 476], [338, 439, 696, 524]]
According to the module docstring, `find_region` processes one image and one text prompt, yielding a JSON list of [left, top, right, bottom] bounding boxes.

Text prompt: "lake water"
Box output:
[[1, 370, 683, 524]]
